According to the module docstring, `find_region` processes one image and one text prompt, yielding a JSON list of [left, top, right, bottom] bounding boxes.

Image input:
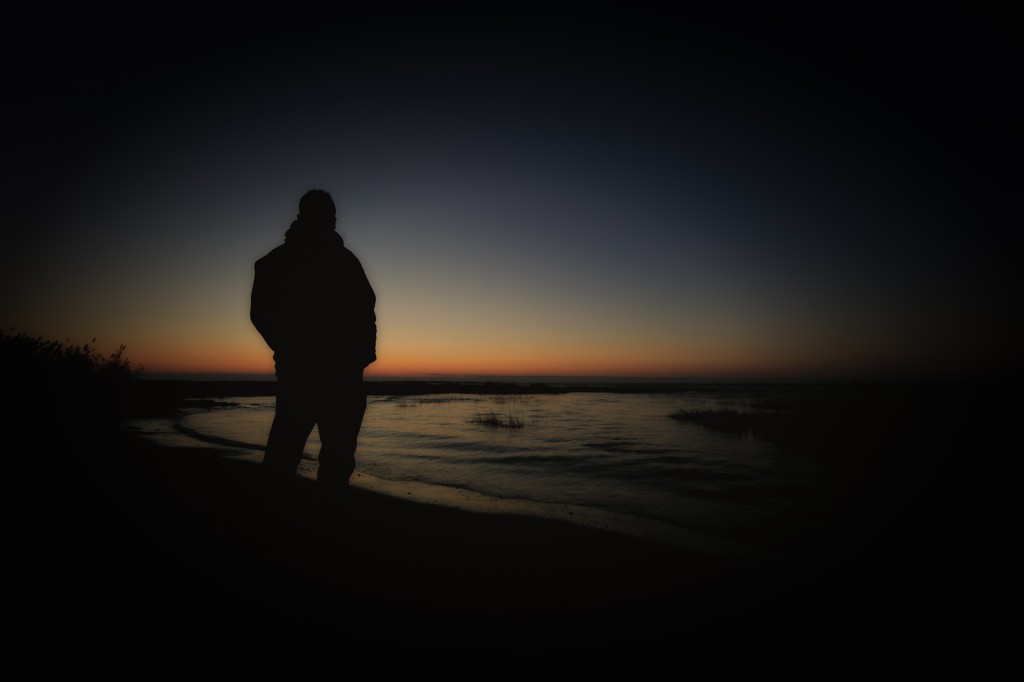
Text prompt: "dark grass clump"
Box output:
[[392, 396, 479, 406], [471, 411, 525, 429], [668, 408, 780, 439], [668, 395, 876, 461], [668, 383, 964, 484], [1, 328, 142, 438]]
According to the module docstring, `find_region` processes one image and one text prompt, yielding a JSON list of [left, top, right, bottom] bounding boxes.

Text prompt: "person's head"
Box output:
[[297, 189, 336, 229]]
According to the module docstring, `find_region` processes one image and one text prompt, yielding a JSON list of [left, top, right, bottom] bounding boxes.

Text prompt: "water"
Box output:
[[129, 387, 824, 558]]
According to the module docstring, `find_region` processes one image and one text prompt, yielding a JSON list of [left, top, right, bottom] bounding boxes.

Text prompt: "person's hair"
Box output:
[[298, 189, 336, 222]]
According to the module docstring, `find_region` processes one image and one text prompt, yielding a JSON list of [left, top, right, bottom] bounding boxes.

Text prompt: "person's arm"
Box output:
[[361, 271, 377, 367], [250, 259, 283, 352]]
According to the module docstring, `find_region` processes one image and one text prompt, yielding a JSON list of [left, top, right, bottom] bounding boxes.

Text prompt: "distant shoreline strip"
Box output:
[[130, 378, 754, 399]]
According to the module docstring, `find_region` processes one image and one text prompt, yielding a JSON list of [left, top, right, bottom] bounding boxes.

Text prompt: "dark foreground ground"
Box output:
[[8, 380, 1010, 672]]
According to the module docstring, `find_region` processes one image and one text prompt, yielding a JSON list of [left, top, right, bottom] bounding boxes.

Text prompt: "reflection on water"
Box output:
[[136, 390, 817, 556]]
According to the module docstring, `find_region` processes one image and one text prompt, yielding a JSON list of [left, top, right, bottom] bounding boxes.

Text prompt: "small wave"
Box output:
[[172, 423, 265, 452], [583, 440, 686, 456], [470, 453, 578, 466]]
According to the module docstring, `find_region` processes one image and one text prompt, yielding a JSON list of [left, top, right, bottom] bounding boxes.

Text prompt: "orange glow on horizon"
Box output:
[[137, 344, 865, 381], [125, 319, 924, 381], [139, 345, 732, 378]]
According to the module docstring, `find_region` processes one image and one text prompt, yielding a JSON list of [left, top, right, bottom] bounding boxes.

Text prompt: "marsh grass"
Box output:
[[491, 395, 534, 406], [668, 383, 948, 472], [668, 409, 777, 438], [1, 328, 142, 440], [471, 411, 526, 429], [392, 396, 480, 407]]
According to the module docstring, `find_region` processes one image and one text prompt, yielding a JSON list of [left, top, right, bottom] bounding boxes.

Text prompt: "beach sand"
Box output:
[[12, 381, 990, 672], [32, 431, 772, 668]]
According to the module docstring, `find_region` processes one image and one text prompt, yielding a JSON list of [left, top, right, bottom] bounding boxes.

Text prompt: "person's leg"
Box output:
[[315, 372, 367, 487], [263, 378, 317, 480]]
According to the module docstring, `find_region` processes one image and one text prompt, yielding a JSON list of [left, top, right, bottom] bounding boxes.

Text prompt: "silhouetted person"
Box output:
[[250, 189, 376, 489]]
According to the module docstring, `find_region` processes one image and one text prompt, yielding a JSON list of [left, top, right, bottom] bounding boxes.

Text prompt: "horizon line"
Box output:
[[136, 370, 967, 384]]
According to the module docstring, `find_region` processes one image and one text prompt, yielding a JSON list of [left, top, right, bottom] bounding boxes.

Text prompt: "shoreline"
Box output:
[[132, 413, 775, 557], [123, 377, 732, 417], [44, 427, 970, 668], [17, 379, 996, 668], [35, 427, 792, 667], [128, 376, 781, 397], [122, 376, 942, 418]]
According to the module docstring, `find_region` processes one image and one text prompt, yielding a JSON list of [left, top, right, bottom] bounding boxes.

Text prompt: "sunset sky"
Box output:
[[2, 6, 1016, 381]]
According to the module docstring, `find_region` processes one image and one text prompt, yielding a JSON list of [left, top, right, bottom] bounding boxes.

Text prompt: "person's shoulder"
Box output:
[[254, 243, 290, 267], [338, 245, 367, 270], [328, 234, 363, 263]]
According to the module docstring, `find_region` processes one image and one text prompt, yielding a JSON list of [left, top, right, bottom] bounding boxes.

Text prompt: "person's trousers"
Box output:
[[262, 371, 367, 485]]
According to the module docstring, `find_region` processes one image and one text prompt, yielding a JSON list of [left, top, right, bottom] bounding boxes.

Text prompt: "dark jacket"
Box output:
[[251, 222, 376, 378]]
